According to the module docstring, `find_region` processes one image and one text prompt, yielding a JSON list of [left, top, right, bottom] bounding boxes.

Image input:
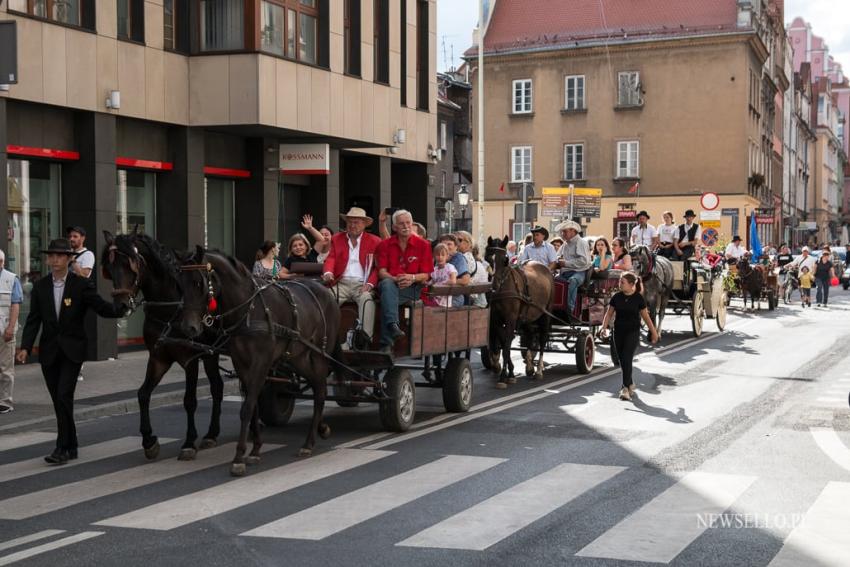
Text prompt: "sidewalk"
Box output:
[[0, 350, 240, 434]]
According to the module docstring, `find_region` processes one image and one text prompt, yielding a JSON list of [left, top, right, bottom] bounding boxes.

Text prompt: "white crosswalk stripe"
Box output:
[[0, 432, 56, 453], [0, 531, 65, 553], [0, 443, 278, 520], [398, 463, 626, 550], [576, 472, 756, 563], [0, 532, 103, 566], [242, 455, 506, 540], [95, 448, 394, 530], [0, 436, 176, 484], [768, 482, 850, 567]]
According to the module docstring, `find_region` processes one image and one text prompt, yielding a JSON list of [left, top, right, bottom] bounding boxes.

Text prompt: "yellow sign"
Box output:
[[542, 187, 570, 195], [701, 220, 721, 230]]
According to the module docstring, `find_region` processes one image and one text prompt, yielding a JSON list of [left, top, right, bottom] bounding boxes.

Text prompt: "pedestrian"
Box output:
[[0, 249, 23, 414], [252, 240, 282, 280], [17, 238, 128, 464], [279, 233, 318, 278], [600, 272, 659, 401], [66, 226, 95, 279], [429, 243, 458, 307], [798, 266, 814, 308], [814, 247, 836, 307]]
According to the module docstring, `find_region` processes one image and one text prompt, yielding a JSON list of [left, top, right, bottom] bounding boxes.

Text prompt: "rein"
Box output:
[[104, 244, 147, 313]]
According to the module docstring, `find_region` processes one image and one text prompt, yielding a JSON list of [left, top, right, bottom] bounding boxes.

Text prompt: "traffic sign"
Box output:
[[700, 192, 719, 210], [701, 227, 719, 246]]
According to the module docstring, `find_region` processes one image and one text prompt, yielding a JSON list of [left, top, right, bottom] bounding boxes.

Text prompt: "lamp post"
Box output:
[[458, 184, 470, 231]]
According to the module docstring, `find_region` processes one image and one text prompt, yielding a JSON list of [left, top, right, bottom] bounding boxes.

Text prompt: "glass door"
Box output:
[[205, 178, 235, 255]]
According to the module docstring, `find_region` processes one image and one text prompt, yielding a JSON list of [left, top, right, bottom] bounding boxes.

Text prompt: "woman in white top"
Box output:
[[656, 211, 679, 259]]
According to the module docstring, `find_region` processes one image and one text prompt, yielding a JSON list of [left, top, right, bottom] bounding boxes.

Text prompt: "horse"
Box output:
[[735, 258, 765, 310], [630, 245, 673, 333], [485, 236, 554, 388], [175, 247, 341, 476], [101, 230, 225, 461]]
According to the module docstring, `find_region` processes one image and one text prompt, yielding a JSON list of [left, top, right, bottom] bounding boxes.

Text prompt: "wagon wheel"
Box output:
[[379, 367, 416, 432], [442, 358, 473, 413], [715, 291, 728, 331], [691, 290, 704, 337], [258, 382, 295, 427], [575, 332, 595, 374]]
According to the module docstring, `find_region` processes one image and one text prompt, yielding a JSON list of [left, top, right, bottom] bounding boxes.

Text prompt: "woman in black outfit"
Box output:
[[600, 272, 659, 401], [814, 247, 836, 307]]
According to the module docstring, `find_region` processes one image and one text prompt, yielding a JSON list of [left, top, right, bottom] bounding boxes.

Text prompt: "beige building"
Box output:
[[467, 0, 787, 249], [0, 0, 437, 356]]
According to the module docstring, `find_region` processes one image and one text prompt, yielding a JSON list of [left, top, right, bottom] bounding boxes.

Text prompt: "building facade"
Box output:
[[433, 69, 472, 235], [467, 0, 787, 249], [0, 0, 437, 357]]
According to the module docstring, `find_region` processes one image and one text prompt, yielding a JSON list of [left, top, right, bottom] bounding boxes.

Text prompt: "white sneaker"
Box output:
[[619, 387, 631, 401], [0, 403, 13, 414]]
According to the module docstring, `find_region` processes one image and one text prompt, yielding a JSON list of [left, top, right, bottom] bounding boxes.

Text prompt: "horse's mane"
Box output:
[[204, 249, 253, 279], [132, 233, 180, 277]]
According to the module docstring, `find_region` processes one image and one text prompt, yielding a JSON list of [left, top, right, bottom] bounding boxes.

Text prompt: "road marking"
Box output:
[[576, 472, 756, 563], [0, 437, 175, 484], [0, 443, 274, 520], [242, 455, 505, 540], [0, 432, 56, 453], [768, 482, 850, 567], [95, 448, 394, 530], [398, 463, 626, 550], [810, 428, 850, 473], [815, 397, 844, 404], [0, 531, 65, 553], [0, 532, 104, 566]]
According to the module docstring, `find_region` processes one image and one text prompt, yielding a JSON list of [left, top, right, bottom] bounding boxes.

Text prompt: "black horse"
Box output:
[[630, 245, 673, 333], [176, 247, 341, 476], [736, 258, 765, 310], [101, 230, 225, 460]]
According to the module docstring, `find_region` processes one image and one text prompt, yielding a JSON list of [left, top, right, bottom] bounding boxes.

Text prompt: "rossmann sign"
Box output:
[[279, 144, 330, 174]]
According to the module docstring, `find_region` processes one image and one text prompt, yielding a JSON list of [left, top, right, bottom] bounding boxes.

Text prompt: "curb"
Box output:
[[0, 379, 243, 434]]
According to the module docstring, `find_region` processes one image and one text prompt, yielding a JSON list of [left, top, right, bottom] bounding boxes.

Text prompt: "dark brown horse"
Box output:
[[101, 231, 224, 460], [176, 247, 341, 476], [736, 258, 765, 310], [485, 236, 554, 388], [630, 245, 673, 333]]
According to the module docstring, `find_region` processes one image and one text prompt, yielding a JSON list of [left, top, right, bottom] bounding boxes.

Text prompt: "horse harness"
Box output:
[[103, 244, 147, 312]]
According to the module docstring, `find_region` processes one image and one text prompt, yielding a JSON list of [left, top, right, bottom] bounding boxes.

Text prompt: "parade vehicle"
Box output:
[[665, 257, 728, 336], [724, 257, 775, 310]]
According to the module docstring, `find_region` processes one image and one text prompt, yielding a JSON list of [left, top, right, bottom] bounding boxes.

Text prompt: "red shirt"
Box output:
[[377, 234, 433, 277]]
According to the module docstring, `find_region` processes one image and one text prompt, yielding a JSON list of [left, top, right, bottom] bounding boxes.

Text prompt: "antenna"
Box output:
[[450, 44, 455, 72]]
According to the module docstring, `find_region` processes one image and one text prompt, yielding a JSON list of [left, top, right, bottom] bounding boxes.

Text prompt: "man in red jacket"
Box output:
[[322, 207, 382, 341]]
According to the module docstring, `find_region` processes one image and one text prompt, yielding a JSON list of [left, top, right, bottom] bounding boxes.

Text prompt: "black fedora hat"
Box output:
[[530, 226, 549, 240], [732, 235, 742, 242], [684, 209, 696, 218], [637, 210, 650, 220], [42, 238, 78, 256]]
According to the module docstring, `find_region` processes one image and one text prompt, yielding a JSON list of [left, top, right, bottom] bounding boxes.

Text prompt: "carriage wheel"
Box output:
[[575, 332, 594, 374], [379, 368, 416, 432], [442, 358, 473, 413], [258, 382, 295, 427], [716, 291, 728, 331], [691, 290, 704, 337]]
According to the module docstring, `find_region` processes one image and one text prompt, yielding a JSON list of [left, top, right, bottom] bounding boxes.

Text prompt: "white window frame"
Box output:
[[564, 143, 584, 180], [511, 146, 533, 182], [565, 75, 585, 110], [617, 141, 639, 178], [512, 79, 533, 114], [439, 121, 447, 150], [618, 71, 641, 107]]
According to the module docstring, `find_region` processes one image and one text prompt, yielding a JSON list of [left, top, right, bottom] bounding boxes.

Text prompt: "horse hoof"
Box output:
[[525, 368, 534, 378], [143, 441, 160, 461], [178, 448, 197, 461], [245, 455, 261, 466], [298, 448, 313, 458], [507, 377, 518, 385], [199, 438, 217, 450], [318, 424, 332, 440], [534, 372, 544, 381], [230, 463, 247, 477], [495, 382, 507, 390]]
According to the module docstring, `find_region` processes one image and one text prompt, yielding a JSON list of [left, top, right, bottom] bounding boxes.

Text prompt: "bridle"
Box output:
[[103, 244, 146, 313], [178, 261, 220, 328]]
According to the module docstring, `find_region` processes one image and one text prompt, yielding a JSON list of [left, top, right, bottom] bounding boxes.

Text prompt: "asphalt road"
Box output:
[[1, 290, 849, 566]]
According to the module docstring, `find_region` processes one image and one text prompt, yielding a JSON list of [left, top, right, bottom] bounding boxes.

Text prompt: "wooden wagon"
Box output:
[[667, 260, 727, 336]]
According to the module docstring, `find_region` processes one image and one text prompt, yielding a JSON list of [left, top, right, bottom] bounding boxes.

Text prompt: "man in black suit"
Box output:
[[17, 238, 127, 465]]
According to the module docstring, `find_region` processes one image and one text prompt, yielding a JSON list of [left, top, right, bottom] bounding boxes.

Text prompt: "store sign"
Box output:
[[721, 208, 739, 216], [617, 210, 637, 219], [755, 207, 774, 224], [279, 144, 330, 175], [541, 187, 602, 218]]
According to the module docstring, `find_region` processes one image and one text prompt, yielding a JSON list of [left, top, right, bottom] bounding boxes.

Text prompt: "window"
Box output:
[[117, 0, 144, 42], [565, 75, 585, 110], [164, 0, 175, 49], [199, 0, 244, 51], [163, 0, 188, 52], [617, 141, 639, 178], [258, 0, 320, 63], [564, 144, 584, 180], [617, 71, 642, 107], [343, 0, 361, 75], [373, 0, 389, 83], [205, 178, 235, 255], [416, 0, 429, 110], [513, 222, 531, 244], [400, 0, 407, 105], [513, 79, 532, 113], [8, 0, 94, 30], [440, 121, 447, 150], [511, 146, 532, 182], [117, 0, 131, 38], [261, 1, 285, 55]]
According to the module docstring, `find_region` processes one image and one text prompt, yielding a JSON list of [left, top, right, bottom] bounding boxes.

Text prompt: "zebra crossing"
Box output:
[[1, 432, 849, 566]]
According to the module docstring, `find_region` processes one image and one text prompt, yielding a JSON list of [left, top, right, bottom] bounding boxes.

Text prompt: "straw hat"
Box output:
[[339, 207, 374, 227]]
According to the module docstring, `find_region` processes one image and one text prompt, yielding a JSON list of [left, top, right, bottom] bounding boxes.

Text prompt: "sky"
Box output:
[[436, 0, 850, 72]]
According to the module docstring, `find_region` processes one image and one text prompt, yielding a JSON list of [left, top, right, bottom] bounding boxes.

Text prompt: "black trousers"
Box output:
[[657, 246, 675, 259], [613, 327, 640, 388], [41, 353, 83, 451], [677, 245, 696, 259]]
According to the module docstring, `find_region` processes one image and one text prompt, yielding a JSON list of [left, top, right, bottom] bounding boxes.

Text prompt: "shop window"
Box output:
[[205, 178, 235, 256], [6, 159, 62, 341], [117, 0, 145, 42], [8, 0, 95, 31]]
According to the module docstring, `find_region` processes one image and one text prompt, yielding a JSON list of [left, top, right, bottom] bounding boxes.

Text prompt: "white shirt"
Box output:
[[791, 254, 817, 272], [52, 273, 67, 318], [658, 223, 678, 244], [724, 242, 747, 259], [74, 247, 95, 277], [342, 234, 366, 282], [630, 224, 658, 247], [678, 223, 702, 245]]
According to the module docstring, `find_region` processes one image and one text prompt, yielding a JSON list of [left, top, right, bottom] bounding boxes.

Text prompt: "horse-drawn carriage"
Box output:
[[724, 258, 777, 310], [665, 259, 727, 336]]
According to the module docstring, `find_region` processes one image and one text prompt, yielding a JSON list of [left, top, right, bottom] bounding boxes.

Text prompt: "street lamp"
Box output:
[[458, 184, 470, 231]]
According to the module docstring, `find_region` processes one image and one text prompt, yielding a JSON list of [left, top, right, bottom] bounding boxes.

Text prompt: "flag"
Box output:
[[627, 182, 639, 194], [498, 182, 505, 193], [749, 212, 762, 259]]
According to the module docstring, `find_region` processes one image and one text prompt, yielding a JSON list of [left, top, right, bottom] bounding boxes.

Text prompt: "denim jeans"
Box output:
[[815, 278, 830, 305], [378, 278, 423, 346], [557, 270, 586, 312]]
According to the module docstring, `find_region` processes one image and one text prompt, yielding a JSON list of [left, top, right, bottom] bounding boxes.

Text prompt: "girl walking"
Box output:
[[600, 272, 659, 401]]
